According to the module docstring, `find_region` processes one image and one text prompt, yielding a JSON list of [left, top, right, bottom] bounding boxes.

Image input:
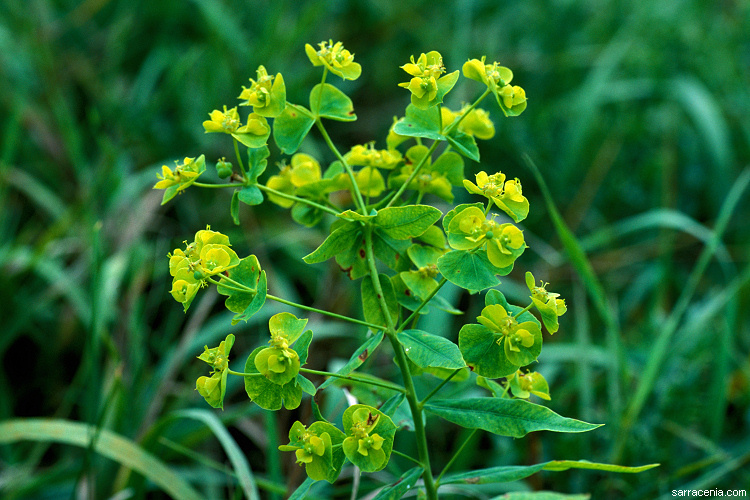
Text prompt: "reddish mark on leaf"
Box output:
[[358, 349, 369, 361], [366, 412, 379, 426], [377, 294, 382, 299], [468, 365, 475, 371], [290, 112, 297, 117], [404, 289, 411, 296], [347, 110, 355, 116], [359, 249, 366, 258], [394, 253, 400, 260]]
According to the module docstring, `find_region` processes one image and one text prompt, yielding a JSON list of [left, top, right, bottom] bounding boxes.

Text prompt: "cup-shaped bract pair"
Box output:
[[305, 40, 362, 81], [509, 369, 551, 400], [399, 51, 459, 110], [279, 421, 346, 483], [153, 155, 207, 205], [463, 171, 529, 223], [254, 312, 308, 385], [266, 153, 322, 208], [463, 56, 527, 116], [525, 272, 567, 333], [203, 105, 271, 149], [446, 206, 526, 269], [441, 106, 496, 140], [342, 405, 397, 473], [196, 334, 235, 409], [238, 65, 287, 118]]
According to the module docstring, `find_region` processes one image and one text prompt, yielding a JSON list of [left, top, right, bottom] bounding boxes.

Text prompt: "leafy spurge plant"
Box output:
[[154, 40, 657, 498]]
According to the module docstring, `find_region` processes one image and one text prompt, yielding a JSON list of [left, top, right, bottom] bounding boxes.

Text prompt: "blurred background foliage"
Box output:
[[1, 0, 749, 498]]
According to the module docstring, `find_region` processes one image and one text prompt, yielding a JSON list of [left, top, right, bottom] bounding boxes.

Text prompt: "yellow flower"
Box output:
[[237, 65, 286, 117], [477, 304, 540, 366], [305, 40, 362, 80], [462, 57, 527, 116], [344, 143, 402, 170], [203, 106, 242, 134], [463, 171, 529, 223]]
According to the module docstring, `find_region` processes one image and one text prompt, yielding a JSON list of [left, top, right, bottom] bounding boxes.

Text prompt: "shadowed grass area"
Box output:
[[1, 0, 748, 498]]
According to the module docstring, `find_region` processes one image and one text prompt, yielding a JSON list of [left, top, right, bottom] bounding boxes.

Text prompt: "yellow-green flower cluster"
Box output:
[[265, 153, 322, 208], [305, 40, 362, 80], [509, 369, 551, 400], [237, 65, 286, 117], [196, 334, 235, 409], [344, 143, 403, 170], [254, 312, 307, 385], [153, 155, 206, 205], [446, 206, 526, 269], [202, 105, 270, 148], [398, 51, 459, 110], [463, 170, 529, 223], [525, 272, 567, 333], [463, 57, 527, 116], [342, 407, 388, 472], [478, 304, 541, 367], [167, 227, 240, 311], [441, 105, 496, 140]]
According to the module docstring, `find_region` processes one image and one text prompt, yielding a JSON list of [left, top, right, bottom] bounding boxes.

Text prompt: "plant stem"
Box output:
[[299, 368, 405, 393], [266, 294, 384, 331], [233, 138, 247, 178], [513, 303, 534, 319], [315, 119, 367, 214], [434, 428, 479, 487], [194, 182, 240, 189], [362, 225, 438, 500], [391, 449, 423, 466], [256, 184, 340, 215], [398, 277, 448, 331], [385, 88, 491, 209], [418, 368, 463, 409]]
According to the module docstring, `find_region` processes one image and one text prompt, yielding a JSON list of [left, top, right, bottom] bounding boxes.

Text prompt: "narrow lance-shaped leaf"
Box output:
[[374, 205, 442, 240], [397, 329, 465, 369], [318, 331, 385, 390], [424, 397, 601, 438]]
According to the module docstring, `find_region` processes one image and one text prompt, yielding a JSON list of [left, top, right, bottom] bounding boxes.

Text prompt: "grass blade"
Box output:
[[0, 418, 202, 500]]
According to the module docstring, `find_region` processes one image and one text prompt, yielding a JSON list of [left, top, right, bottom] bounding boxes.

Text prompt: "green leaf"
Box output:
[[244, 347, 302, 410], [437, 249, 507, 291], [424, 398, 602, 437], [541, 460, 659, 473], [391, 273, 431, 314], [303, 221, 360, 264], [0, 419, 203, 500], [230, 190, 240, 225], [442, 463, 547, 485], [485, 289, 542, 328], [288, 477, 314, 500], [458, 323, 518, 378], [372, 466, 424, 500], [397, 329, 465, 369], [374, 205, 442, 240], [295, 329, 314, 365], [431, 151, 465, 185], [291, 202, 324, 227], [441, 460, 658, 486], [319, 331, 385, 390], [230, 270, 266, 325], [446, 129, 480, 162], [217, 256, 265, 316], [238, 185, 263, 206], [273, 103, 315, 154], [393, 104, 444, 140], [310, 83, 356, 121], [172, 409, 259, 499], [296, 374, 317, 396], [246, 145, 270, 182], [495, 493, 589, 500], [362, 273, 400, 328]]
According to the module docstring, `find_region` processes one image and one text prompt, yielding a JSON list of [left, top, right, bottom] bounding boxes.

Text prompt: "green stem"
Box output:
[[362, 225, 438, 500], [233, 138, 247, 178], [513, 303, 534, 319], [255, 183, 340, 216], [419, 368, 463, 408], [228, 370, 263, 377], [385, 88, 491, 209], [434, 429, 479, 487], [207, 275, 255, 293], [299, 368, 405, 393], [194, 182, 240, 189], [266, 294, 384, 331], [398, 277, 448, 331], [315, 120, 367, 214], [391, 449, 423, 466]]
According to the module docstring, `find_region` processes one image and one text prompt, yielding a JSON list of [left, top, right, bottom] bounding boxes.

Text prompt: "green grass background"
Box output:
[[1, 0, 749, 498]]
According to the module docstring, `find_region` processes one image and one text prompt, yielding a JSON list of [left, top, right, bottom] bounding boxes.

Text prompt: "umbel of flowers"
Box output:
[[151, 38, 654, 499]]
